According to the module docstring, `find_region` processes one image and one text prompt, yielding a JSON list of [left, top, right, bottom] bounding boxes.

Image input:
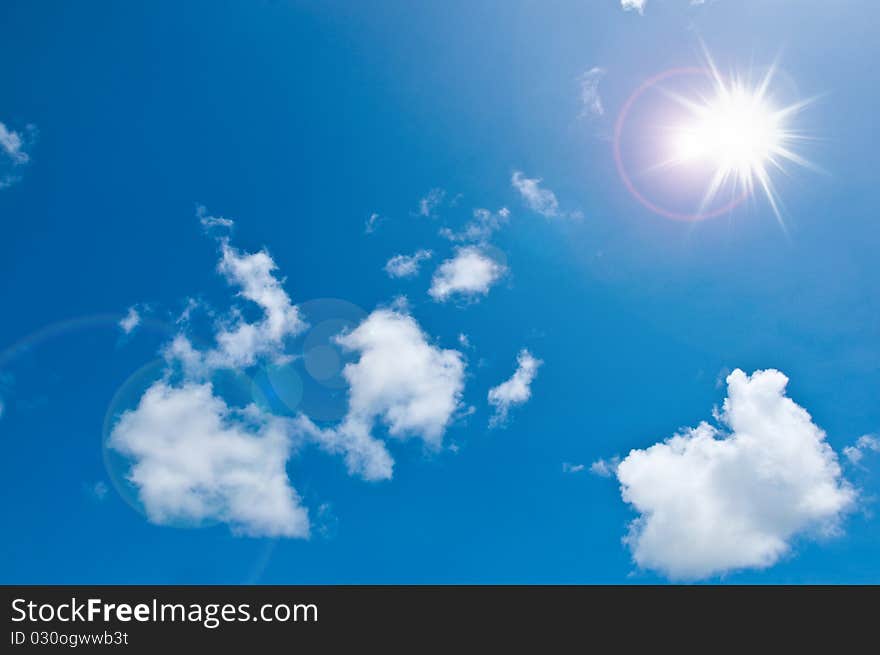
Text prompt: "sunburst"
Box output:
[[659, 49, 815, 224]]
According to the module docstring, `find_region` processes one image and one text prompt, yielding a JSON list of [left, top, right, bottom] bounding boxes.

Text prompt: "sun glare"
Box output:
[[661, 51, 814, 222]]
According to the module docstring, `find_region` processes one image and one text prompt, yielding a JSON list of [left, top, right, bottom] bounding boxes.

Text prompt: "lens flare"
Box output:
[[659, 51, 815, 223]]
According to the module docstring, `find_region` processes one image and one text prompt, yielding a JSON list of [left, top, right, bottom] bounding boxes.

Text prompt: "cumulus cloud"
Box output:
[[119, 306, 142, 334], [843, 435, 880, 466], [384, 250, 433, 278], [439, 207, 510, 243], [488, 349, 542, 427], [579, 67, 606, 117], [429, 246, 507, 302], [613, 369, 856, 581], [293, 308, 466, 480], [109, 381, 309, 537], [0, 120, 35, 189], [511, 171, 581, 219], [418, 188, 446, 217]]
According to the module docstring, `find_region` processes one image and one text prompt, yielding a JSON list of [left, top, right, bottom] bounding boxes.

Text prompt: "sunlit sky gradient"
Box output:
[[1, 1, 878, 583]]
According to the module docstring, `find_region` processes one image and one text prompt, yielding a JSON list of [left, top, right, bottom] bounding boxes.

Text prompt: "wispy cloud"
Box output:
[[0, 120, 35, 189], [196, 204, 234, 230], [488, 349, 542, 427], [384, 249, 433, 278], [579, 67, 606, 117], [119, 306, 142, 334], [417, 188, 446, 217], [439, 207, 510, 244], [562, 462, 586, 474], [511, 171, 582, 219], [843, 434, 880, 466], [364, 212, 383, 234]]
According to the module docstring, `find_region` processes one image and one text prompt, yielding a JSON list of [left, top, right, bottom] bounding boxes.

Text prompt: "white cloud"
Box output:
[[511, 171, 581, 219], [119, 306, 142, 334], [384, 250, 433, 278], [429, 246, 507, 302], [563, 462, 586, 474], [364, 212, 383, 234], [418, 188, 446, 217], [0, 120, 34, 189], [614, 369, 856, 581], [590, 457, 619, 477], [488, 349, 542, 427], [579, 67, 606, 117], [196, 205, 234, 230], [439, 207, 510, 243], [92, 481, 109, 501], [293, 308, 465, 480], [621, 0, 646, 14], [109, 381, 309, 537], [170, 239, 307, 375], [843, 435, 880, 465]]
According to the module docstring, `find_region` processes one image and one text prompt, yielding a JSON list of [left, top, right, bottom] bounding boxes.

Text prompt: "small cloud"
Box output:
[[511, 171, 581, 219], [429, 246, 507, 303], [92, 481, 109, 501], [439, 207, 510, 243], [364, 212, 384, 234], [384, 249, 433, 278], [119, 306, 142, 334], [417, 188, 446, 217], [562, 462, 586, 474], [488, 349, 542, 427], [589, 457, 620, 478], [579, 67, 606, 117], [196, 204, 235, 230], [458, 333, 471, 349], [621, 0, 646, 14], [0, 120, 36, 189], [844, 434, 880, 466]]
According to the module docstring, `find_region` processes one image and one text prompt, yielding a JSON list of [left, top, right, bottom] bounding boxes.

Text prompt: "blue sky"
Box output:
[[1, 0, 878, 583]]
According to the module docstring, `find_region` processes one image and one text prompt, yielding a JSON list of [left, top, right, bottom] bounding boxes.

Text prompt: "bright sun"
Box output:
[[662, 52, 813, 222]]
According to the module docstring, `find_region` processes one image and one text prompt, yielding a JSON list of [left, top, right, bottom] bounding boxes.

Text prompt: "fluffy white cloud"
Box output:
[[119, 306, 141, 334], [293, 308, 465, 481], [488, 349, 542, 427], [0, 120, 34, 189], [384, 249, 432, 278], [429, 246, 506, 302], [418, 188, 446, 217], [843, 435, 880, 465], [439, 207, 510, 243], [614, 369, 856, 580], [109, 381, 309, 537], [579, 67, 606, 117], [621, 0, 646, 13], [170, 239, 307, 375]]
